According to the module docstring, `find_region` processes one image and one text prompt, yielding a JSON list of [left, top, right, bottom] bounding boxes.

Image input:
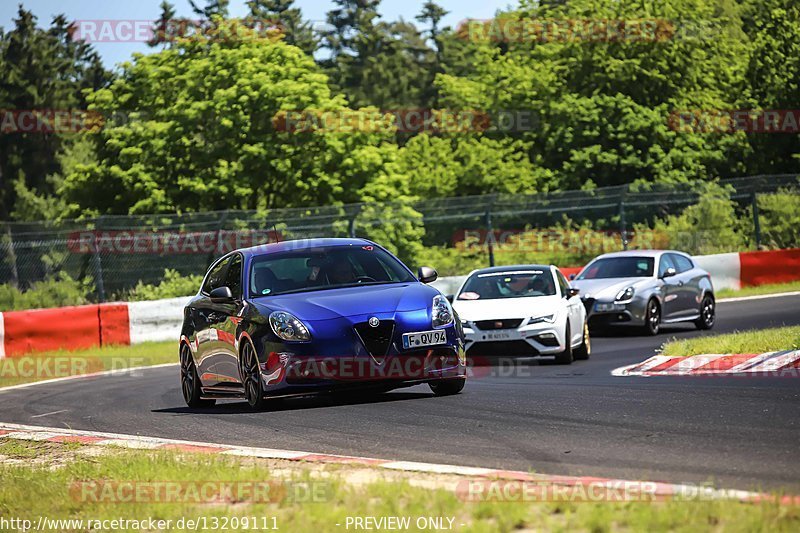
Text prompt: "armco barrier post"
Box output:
[[485, 198, 495, 267], [91, 232, 106, 303], [618, 185, 629, 251], [751, 192, 761, 249]]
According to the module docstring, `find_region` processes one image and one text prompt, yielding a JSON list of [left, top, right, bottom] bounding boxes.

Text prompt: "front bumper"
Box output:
[[254, 314, 466, 395], [583, 298, 647, 327], [462, 320, 566, 356]]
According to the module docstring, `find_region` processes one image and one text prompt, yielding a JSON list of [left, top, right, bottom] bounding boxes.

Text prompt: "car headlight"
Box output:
[[269, 311, 311, 342], [432, 294, 454, 328], [529, 314, 556, 324], [615, 287, 635, 303]]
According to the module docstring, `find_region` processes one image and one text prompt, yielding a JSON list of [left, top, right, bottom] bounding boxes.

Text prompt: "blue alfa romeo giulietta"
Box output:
[[179, 238, 467, 409]]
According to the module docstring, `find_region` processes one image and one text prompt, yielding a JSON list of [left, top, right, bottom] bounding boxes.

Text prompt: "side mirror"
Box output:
[[418, 266, 438, 284], [209, 286, 234, 302], [446, 294, 454, 303], [568, 274, 576, 281], [661, 267, 677, 279], [567, 287, 580, 298]]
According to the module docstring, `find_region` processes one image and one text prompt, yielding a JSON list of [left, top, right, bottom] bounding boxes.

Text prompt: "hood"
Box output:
[[570, 277, 652, 300], [252, 282, 438, 321], [453, 295, 561, 322]]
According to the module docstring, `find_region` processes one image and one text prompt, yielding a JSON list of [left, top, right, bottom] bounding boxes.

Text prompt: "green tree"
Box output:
[[0, 7, 108, 220], [435, 0, 754, 190], [741, 0, 800, 173], [148, 1, 178, 47], [247, 0, 317, 55], [649, 182, 747, 254], [415, 1, 448, 106], [62, 20, 394, 215], [321, 0, 433, 108]]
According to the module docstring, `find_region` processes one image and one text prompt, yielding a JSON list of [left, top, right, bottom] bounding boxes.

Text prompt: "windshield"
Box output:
[[577, 257, 654, 280], [458, 270, 556, 301], [249, 245, 416, 297]]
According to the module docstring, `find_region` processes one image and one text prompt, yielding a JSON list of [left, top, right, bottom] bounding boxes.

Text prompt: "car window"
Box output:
[[249, 245, 415, 297], [202, 256, 232, 294], [577, 257, 654, 279], [658, 254, 676, 277], [458, 270, 556, 300], [556, 270, 570, 297], [671, 253, 694, 273], [224, 254, 243, 297]]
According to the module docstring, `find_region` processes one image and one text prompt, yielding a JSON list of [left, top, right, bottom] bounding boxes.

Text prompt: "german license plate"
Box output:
[[402, 329, 447, 349], [485, 331, 514, 341]]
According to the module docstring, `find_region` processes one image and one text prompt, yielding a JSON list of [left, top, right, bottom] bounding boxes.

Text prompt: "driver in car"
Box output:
[[328, 257, 357, 284]]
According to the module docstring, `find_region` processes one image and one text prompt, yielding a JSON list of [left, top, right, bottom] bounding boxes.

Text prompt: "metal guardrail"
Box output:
[[0, 174, 797, 300]]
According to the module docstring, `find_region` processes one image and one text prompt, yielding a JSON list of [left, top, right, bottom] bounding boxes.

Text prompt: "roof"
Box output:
[[468, 264, 553, 275], [238, 237, 374, 256], [593, 249, 688, 259]]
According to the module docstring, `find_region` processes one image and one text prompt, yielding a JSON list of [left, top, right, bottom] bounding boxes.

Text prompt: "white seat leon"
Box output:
[[451, 265, 589, 364]]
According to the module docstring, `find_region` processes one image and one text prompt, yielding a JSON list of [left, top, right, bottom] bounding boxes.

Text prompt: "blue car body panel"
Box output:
[[181, 238, 466, 400]]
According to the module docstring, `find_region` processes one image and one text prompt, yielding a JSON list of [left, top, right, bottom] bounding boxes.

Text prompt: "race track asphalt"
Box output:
[[1, 294, 798, 492]]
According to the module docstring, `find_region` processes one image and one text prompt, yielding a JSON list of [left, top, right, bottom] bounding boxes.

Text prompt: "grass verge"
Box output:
[[661, 325, 800, 357], [0, 439, 798, 532], [0, 341, 176, 388], [717, 280, 800, 299]]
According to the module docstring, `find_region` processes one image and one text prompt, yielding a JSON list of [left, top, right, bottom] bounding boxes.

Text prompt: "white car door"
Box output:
[[556, 269, 582, 346]]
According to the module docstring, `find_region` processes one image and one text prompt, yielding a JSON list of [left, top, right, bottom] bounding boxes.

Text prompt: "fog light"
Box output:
[[534, 333, 559, 347]]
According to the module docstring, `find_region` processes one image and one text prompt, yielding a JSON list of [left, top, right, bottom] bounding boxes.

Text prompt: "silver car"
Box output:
[[569, 250, 715, 335]]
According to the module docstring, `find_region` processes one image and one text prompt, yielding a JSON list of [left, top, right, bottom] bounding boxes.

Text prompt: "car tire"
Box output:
[[429, 377, 466, 396], [554, 324, 574, 364], [573, 322, 591, 360], [642, 299, 661, 336], [240, 341, 268, 411], [180, 344, 215, 408], [695, 295, 715, 330]]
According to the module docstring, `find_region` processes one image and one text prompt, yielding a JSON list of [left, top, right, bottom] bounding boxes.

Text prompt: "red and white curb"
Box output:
[[613, 350, 800, 377], [1, 422, 796, 504]]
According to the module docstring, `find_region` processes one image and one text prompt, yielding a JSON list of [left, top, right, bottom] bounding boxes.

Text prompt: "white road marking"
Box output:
[[0, 362, 178, 393], [718, 290, 800, 303], [30, 410, 68, 419], [0, 421, 773, 503]]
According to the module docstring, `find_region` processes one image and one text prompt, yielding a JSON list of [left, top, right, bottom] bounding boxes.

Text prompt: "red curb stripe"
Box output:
[[48, 435, 108, 444], [482, 470, 535, 481], [0, 430, 13, 436], [159, 444, 230, 454], [694, 354, 759, 372], [300, 454, 388, 466], [644, 357, 684, 373]]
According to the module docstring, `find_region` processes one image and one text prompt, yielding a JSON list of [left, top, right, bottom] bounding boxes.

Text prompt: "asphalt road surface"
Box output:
[[2, 294, 799, 492]]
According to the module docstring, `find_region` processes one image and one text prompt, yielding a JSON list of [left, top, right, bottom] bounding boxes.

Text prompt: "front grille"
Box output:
[[581, 298, 595, 315], [467, 340, 539, 357], [354, 320, 395, 357], [475, 318, 523, 330]]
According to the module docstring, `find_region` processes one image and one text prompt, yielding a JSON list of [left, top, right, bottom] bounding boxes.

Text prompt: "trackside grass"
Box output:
[[717, 281, 800, 299], [0, 341, 176, 388], [661, 325, 800, 357], [0, 440, 797, 533]]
